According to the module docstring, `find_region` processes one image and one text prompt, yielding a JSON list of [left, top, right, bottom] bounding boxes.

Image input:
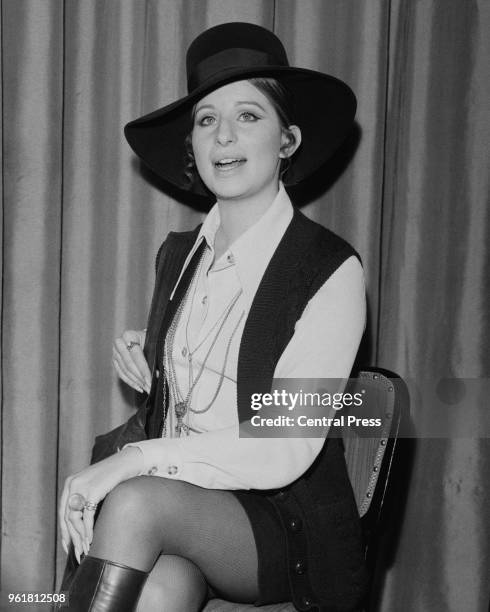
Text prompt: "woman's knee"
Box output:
[[100, 476, 191, 528], [101, 476, 153, 519]]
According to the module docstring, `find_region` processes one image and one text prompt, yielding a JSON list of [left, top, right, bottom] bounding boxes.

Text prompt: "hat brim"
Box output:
[[124, 66, 356, 200]]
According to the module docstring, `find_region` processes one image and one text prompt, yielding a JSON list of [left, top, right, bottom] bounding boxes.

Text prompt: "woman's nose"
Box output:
[[215, 119, 236, 145]]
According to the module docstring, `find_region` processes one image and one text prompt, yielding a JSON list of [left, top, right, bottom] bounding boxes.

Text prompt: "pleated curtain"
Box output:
[[1, 1, 489, 611]]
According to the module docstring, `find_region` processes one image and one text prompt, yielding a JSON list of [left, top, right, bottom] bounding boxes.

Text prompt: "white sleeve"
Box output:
[[125, 255, 366, 490]]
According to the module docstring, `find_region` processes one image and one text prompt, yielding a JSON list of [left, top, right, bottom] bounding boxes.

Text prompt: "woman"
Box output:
[[59, 22, 367, 612]]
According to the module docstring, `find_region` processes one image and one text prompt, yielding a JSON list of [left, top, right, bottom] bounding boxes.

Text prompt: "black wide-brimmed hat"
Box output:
[[124, 22, 356, 198]]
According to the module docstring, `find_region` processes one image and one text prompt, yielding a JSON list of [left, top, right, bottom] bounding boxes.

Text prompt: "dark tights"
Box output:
[[89, 476, 259, 611]]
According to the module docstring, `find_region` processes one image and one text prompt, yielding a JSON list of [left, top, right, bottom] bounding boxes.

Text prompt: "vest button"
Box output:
[[289, 517, 302, 532], [294, 559, 306, 574], [276, 490, 288, 501], [301, 595, 313, 607]]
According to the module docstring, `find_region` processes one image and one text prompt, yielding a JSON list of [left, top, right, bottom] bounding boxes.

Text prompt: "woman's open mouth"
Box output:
[[214, 158, 246, 171]]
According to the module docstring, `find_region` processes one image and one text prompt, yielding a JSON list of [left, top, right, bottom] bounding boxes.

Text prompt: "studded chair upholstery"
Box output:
[[203, 368, 406, 612], [341, 368, 405, 585]]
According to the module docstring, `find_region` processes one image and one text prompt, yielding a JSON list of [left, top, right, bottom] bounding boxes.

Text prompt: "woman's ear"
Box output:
[[279, 125, 302, 159]]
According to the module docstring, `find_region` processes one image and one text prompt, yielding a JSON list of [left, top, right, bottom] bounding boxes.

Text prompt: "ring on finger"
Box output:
[[126, 340, 140, 351], [84, 501, 98, 512], [68, 493, 86, 512]]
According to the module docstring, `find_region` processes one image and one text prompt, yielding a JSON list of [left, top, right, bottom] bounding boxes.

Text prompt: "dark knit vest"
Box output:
[[142, 208, 367, 612]]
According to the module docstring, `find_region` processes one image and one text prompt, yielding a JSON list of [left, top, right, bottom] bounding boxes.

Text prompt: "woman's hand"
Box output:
[[113, 329, 151, 393], [59, 448, 144, 562]]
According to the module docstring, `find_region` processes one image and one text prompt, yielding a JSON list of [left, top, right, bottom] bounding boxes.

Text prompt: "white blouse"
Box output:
[[126, 183, 366, 490]]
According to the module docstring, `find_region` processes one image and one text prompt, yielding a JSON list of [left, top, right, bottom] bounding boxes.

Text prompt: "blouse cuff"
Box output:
[[123, 439, 184, 479]]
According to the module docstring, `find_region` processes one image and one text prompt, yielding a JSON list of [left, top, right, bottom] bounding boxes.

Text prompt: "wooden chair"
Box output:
[[204, 368, 407, 612]]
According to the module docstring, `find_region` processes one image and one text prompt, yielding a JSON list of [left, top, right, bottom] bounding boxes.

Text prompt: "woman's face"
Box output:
[[191, 80, 290, 203]]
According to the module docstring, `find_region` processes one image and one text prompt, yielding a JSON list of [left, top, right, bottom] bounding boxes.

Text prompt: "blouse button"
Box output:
[[155, 369, 160, 379], [288, 517, 302, 533], [201, 295, 208, 305], [167, 465, 179, 475], [226, 253, 234, 264], [147, 466, 158, 476], [294, 560, 306, 574]]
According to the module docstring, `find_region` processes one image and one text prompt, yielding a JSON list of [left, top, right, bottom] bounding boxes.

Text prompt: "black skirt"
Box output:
[[232, 490, 292, 606]]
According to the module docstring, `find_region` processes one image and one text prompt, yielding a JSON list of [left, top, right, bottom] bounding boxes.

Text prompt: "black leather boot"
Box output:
[[64, 555, 148, 611]]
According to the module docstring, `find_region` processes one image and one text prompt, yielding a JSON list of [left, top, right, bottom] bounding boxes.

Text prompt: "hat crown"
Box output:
[[186, 22, 289, 92]]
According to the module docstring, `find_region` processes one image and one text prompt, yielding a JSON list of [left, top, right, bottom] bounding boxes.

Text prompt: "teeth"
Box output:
[[215, 158, 244, 165]]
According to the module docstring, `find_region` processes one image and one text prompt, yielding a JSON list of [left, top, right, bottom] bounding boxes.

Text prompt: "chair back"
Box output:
[[342, 367, 407, 569]]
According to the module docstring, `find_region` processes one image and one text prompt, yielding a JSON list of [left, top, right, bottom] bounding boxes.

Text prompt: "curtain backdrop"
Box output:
[[1, 1, 488, 611]]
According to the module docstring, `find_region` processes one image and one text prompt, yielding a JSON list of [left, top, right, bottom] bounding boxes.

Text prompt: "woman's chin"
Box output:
[[201, 172, 279, 203], [208, 183, 249, 202]]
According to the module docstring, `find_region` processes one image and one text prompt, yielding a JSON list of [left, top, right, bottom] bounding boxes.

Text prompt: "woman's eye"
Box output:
[[239, 111, 259, 122], [197, 115, 215, 126]]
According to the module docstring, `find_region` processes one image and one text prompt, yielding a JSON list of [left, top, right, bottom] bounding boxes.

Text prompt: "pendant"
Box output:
[[175, 401, 187, 435], [175, 401, 187, 418]]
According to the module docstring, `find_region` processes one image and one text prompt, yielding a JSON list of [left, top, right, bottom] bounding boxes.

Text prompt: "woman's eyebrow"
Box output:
[[195, 103, 214, 114], [235, 101, 266, 112], [195, 101, 267, 113]]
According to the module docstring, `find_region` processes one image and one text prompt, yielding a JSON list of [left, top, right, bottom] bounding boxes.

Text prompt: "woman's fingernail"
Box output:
[[75, 549, 80, 564], [62, 540, 68, 555]]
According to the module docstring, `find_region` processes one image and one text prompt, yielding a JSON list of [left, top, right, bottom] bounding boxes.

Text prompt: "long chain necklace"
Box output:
[[183, 256, 238, 386], [162, 248, 244, 437], [165, 290, 243, 434], [189, 309, 244, 414], [160, 246, 206, 438]]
